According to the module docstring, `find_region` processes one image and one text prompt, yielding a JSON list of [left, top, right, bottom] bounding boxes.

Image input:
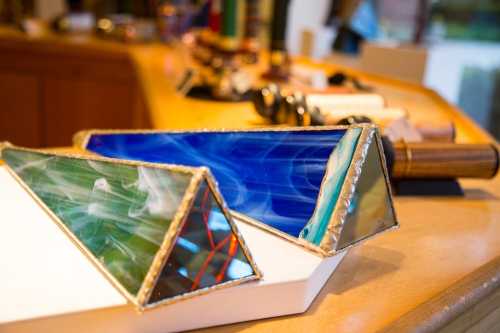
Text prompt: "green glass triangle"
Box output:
[[148, 179, 256, 305], [2, 148, 192, 296], [335, 138, 397, 251]]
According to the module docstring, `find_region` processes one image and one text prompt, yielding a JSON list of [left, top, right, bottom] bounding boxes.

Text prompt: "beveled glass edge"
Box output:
[[143, 275, 258, 310], [72, 125, 378, 258], [320, 127, 400, 255], [0, 145, 262, 312], [318, 126, 372, 252], [136, 169, 205, 307], [301, 127, 362, 248], [0, 144, 201, 176], [142, 168, 262, 310], [203, 169, 262, 281]]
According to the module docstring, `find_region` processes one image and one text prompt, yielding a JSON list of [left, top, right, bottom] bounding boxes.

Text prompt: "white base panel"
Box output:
[[0, 166, 346, 333]]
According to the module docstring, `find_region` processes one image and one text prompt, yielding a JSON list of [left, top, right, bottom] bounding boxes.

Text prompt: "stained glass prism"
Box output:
[[0, 146, 260, 310], [334, 137, 397, 251], [76, 125, 398, 256], [148, 179, 255, 305]]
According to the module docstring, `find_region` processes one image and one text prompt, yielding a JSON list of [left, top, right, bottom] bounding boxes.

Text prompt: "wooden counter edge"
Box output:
[[379, 255, 500, 333]]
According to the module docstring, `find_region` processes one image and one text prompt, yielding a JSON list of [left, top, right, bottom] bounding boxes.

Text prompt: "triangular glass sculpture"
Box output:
[[334, 136, 397, 251], [0, 146, 259, 310], [147, 179, 255, 306], [76, 125, 398, 256]]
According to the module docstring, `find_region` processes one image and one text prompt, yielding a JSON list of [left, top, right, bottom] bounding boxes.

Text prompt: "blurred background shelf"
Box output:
[[1, 26, 493, 148], [0, 27, 150, 147]]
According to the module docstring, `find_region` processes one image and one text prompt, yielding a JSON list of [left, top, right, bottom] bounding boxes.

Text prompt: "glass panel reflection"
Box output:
[[148, 180, 255, 304], [336, 140, 397, 250]]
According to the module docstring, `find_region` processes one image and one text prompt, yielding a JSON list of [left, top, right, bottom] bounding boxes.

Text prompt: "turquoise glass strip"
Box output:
[[299, 128, 362, 245], [335, 137, 397, 250]]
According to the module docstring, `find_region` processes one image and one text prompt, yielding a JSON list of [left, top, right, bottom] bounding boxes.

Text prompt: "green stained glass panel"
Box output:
[[2, 148, 192, 295]]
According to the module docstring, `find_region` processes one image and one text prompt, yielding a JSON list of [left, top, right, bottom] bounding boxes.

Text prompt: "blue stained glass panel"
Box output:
[[85, 129, 351, 238]]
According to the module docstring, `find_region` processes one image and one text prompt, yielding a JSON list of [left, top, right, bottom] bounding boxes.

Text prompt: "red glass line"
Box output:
[[190, 234, 231, 291], [215, 235, 238, 283], [200, 187, 216, 250]]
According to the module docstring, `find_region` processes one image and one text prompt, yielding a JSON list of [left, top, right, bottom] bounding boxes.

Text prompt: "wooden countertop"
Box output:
[[2, 26, 500, 332], [121, 38, 500, 332], [192, 175, 500, 332]]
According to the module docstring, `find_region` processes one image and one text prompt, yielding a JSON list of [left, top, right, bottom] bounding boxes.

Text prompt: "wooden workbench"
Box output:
[[1, 26, 500, 333]]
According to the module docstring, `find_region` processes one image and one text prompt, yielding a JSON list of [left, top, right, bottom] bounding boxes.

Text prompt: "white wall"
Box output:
[[35, 0, 66, 20], [424, 40, 500, 104], [286, 0, 334, 58]]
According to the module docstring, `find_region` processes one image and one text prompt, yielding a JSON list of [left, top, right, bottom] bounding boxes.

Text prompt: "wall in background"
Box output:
[[35, 0, 65, 20], [424, 40, 500, 104], [286, 0, 334, 58]]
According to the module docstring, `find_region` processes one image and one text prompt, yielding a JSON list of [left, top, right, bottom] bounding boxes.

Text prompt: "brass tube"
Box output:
[[392, 143, 499, 179]]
